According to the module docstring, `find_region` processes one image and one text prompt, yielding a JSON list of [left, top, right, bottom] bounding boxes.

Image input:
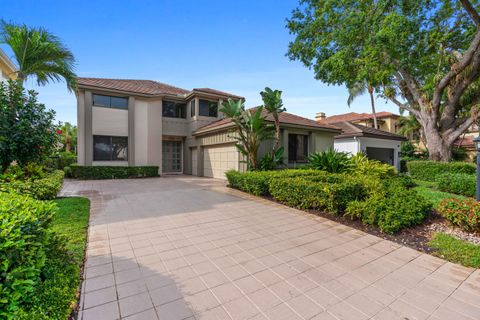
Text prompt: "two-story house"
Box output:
[[76, 78, 341, 178]]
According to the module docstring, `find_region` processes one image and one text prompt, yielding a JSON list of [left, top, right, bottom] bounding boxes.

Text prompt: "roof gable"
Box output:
[[333, 121, 406, 141]]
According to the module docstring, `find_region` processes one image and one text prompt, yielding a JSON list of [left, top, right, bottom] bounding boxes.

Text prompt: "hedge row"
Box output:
[[406, 160, 475, 182], [437, 173, 476, 197], [0, 193, 56, 318], [69, 165, 159, 179], [0, 170, 65, 200], [226, 169, 431, 234]]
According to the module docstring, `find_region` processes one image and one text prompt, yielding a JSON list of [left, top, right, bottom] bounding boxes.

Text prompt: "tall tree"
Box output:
[[287, 0, 480, 161], [347, 81, 378, 129], [260, 87, 285, 149], [0, 81, 58, 172], [0, 20, 77, 91]]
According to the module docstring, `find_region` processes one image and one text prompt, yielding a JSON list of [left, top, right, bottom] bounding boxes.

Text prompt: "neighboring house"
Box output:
[[316, 111, 400, 134], [0, 48, 17, 81], [332, 121, 406, 170], [76, 78, 341, 179]]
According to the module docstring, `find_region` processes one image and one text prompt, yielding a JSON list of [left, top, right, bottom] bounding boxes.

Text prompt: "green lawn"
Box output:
[[413, 179, 468, 208], [429, 233, 480, 268], [17, 197, 90, 319]]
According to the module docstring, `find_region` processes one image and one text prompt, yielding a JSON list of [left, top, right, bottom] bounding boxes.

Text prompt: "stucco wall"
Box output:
[[134, 100, 149, 165], [77, 91, 86, 164], [92, 107, 128, 136], [147, 100, 163, 169], [334, 138, 360, 155]]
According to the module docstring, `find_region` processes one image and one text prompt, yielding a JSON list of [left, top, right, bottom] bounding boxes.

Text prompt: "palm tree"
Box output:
[[260, 87, 285, 150], [220, 100, 274, 170], [347, 81, 378, 129], [0, 20, 77, 91], [397, 114, 424, 145], [59, 122, 77, 153]]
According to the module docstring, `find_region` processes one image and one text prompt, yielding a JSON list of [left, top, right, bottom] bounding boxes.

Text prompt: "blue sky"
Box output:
[[1, 0, 396, 124]]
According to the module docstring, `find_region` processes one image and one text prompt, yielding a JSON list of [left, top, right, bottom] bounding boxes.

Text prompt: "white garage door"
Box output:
[[203, 144, 239, 179]]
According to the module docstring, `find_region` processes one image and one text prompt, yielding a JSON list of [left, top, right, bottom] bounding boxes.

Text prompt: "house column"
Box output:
[[197, 145, 204, 177], [84, 91, 93, 165], [128, 96, 135, 166], [282, 129, 289, 164]]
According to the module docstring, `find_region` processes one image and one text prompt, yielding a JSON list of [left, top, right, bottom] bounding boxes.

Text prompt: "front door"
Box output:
[[162, 141, 182, 173]]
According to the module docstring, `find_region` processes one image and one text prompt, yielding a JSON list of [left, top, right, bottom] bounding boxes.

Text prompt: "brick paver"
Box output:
[[61, 176, 480, 320]]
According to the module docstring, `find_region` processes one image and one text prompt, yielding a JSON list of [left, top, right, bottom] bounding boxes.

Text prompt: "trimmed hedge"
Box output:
[[406, 161, 475, 182], [0, 170, 64, 200], [0, 193, 56, 319], [437, 173, 475, 197], [70, 165, 159, 179], [225, 169, 326, 196], [268, 175, 365, 214]]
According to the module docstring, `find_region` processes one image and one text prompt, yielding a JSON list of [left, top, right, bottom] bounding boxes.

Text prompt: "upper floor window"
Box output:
[[288, 134, 308, 163], [163, 100, 186, 118], [190, 100, 196, 117], [93, 94, 128, 109], [199, 99, 218, 117], [93, 135, 128, 161]]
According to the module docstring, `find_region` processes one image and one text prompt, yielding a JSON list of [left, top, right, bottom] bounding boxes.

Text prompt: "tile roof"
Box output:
[[319, 111, 399, 124], [333, 121, 406, 141], [194, 108, 341, 135], [192, 88, 243, 99], [454, 136, 475, 148], [78, 77, 190, 96]]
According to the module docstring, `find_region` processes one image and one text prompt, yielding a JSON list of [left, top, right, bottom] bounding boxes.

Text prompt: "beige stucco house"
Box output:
[[0, 48, 17, 81], [316, 111, 400, 134], [76, 78, 341, 179]]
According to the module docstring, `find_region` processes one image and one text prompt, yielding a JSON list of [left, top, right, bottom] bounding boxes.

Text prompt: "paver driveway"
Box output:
[[61, 176, 480, 320]]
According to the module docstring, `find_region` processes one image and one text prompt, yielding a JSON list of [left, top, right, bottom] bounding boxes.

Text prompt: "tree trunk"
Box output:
[[424, 129, 452, 161], [274, 117, 281, 150], [368, 85, 378, 129], [65, 142, 71, 153]]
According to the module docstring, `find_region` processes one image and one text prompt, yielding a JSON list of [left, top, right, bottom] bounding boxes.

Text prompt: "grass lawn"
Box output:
[[17, 197, 90, 319], [413, 179, 468, 208], [429, 233, 480, 268]]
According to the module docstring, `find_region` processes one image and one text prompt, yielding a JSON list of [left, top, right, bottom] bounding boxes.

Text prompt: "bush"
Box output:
[[437, 198, 480, 232], [226, 169, 329, 196], [306, 149, 350, 173], [0, 193, 56, 319], [437, 173, 475, 197], [406, 161, 475, 182], [347, 153, 397, 178], [345, 178, 431, 234], [45, 152, 77, 170], [70, 165, 159, 179], [268, 175, 366, 214], [0, 170, 64, 200]]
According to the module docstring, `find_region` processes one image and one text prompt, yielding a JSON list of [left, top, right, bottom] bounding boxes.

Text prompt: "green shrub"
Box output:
[[306, 149, 350, 173], [347, 153, 397, 178], [0, 193, 56, 319], [45, 152, 77, 170], [437, 198, 480, 232], [268, 175, 365, 214], [345, 179, 431, 234], [70, 165, 159, 179], [0, 170, 64, 200], [226, 169, 326, 196], [437, 173, 475, 197], [406, 161, 475, 182]]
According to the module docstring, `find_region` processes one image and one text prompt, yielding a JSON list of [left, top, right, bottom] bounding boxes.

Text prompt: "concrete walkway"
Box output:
[[61, 176, 480, 320]]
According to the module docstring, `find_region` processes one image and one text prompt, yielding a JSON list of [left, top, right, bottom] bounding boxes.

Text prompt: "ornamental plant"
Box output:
[[437, 198, 480, 232]]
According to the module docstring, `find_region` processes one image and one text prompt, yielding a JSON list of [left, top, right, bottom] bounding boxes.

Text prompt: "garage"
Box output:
[[203, 144, 239, 179], [366, 147, 395, 166]]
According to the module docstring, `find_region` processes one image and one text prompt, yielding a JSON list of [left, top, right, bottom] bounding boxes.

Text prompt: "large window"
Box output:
[[93, 135, 128, 161], [163, 100, 186, 118], [199, 99, 218, 117], [93, 94, 128, 109], [288, 134, 308, 162]]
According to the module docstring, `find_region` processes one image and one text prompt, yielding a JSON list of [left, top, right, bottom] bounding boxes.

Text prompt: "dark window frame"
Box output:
[[93, 135, 128, 161], [288, 134, 309, 163], [199, 99, 218, 117], [162, 100, 187, 119], [92, 94, 128, 109]]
